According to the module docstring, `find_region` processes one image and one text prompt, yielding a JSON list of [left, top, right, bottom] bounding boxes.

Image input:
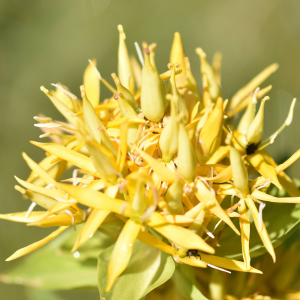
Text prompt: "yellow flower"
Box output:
[[2, 25, 300, 295]]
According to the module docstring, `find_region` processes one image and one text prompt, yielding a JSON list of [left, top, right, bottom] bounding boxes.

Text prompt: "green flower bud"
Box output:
[[165, 179, 184, 215], [117, 25, 135, 93], [196, 48, 221, 102], [140, 42, 165, 123], [168, 63, 189, 125], [159, 95, 179, 162], [230, 145, 249, 197], [177, 122, 197, 182]]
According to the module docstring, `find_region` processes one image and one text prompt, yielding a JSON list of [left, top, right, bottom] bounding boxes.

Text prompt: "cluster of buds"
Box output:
[[2, 25, 300, 297]]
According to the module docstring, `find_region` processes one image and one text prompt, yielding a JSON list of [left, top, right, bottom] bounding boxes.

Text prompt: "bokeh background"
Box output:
[[1, 0, 300, 298]]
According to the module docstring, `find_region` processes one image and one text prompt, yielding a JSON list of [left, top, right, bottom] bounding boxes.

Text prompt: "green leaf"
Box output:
[[141, 252, 175, 298], [172, 265, 208, 300], [98, 239, 171, 300], [0, 227, 104, 291], [216, 183, 300, 259], [25, 287, 64, 300]]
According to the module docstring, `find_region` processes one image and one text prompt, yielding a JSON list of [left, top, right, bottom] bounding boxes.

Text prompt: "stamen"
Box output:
[[45, 184, 55, 189], [201, 225, 215, 239], [25, 202, 37, 218], [213, 219, 223, 232], [65, 209, 76, 231], [141, 204, 156, 222], [72, 169, 79, 186], [88, 59, 102, 79], [39, 132, 52, 138], [207, 263, 231, 274], [120, 203, 128, 215], [33, 116, 52, 123], [256, 179, 271, 190], [51, 83, 77, 100], [134, 42, 144, 66], [34, 123, 62, 128], [259, 202, 266, 232], [172, 255, 182, 263]]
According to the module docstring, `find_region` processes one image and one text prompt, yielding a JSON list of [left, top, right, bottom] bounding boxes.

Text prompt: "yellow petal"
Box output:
[[40, 86, 81, 128], [276, 149, 300, 173], [212, 52, 222, 86], [137, 228, 175, 255], [73, 209, 110, 252], [204, 165, 232, 184], [58, 184, 135, 217], [83, 59, 100, 107], [146, 212, 215, 254], [194, 179, 240, 235], [247, 153, 281, 190], [245, 196, 275, 262], [134, 147, 176, 183], [6, 226, 69, 261], [0, 211, 46, 223], [117, 121, 129, 171], [207, 145, 230, 164], [15, 176, 65, 200], [106, 219, 141, 291], [179, 256, 207, 268], [22, 152, 58, 186], [238, 200, 251, 270], [106, 116, 145, 128], [200, 253, 262, 273], [229, 63, 278, 111], [252, 190, 300, 203], [31, 142, 97, 174], [163, 214, 194, 226]]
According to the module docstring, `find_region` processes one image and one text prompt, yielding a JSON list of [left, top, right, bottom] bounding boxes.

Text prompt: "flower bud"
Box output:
[[140, 42, 165, 123], [247, 96, 269, 145], [238, 88, 259, 137], [165, 179, 184, 215], [149, 43, 157, 70], [132, 180, 147, 213], [117, 25, 135, 93], [230, 145, 249, 197], [168, 63, 189, 125], [81, 86, 117, 158], [170, 32, 186, 87], [111, 73, 140, 114], [83, 59, 100, 107], [177, 122, 197, 183], [196, 97, 223, 163], [196, 48, 221, 102], [159, 95, 179, 162]]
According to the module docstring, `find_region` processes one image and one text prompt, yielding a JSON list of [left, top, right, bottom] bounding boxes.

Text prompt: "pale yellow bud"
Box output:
[[230, 145, 249, 197], [117, 25, 135, 93], [140, 42, 165, 123], [177, 122, 197, 182], [165, 179, 184, 215], [196, 48, 221, 102]]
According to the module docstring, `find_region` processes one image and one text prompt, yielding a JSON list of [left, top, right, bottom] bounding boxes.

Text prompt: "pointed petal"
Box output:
[[247, 153, 282, 190], [245, 196, 276, 262], [238, 200, 251, 270], [137, 229, 175, 255], [194, 180, 240, 235], [31, 142, 97, 175], [0, 211, 46, 223], [200, 253, 262, 273], [106, 219, 141, 291], [6, 226, 69, 261], [179, 256, 207, 268], [146, 212, 215, 254], [204, 165, 232, 183], [252, 190, 300, 203], [58, 184, 135, 217], [134, 147, 176, 183]]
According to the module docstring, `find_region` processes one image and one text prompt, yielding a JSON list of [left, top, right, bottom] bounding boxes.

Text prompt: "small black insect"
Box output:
[[246, 143, 259, 155], [186, 249, 202, 260]]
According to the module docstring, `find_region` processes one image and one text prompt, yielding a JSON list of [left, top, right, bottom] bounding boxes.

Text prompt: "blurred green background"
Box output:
[[1, 0, 300, 298]]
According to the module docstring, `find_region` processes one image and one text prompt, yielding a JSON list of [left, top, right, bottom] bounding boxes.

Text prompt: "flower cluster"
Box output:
[[2, 25, 300, 297]]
